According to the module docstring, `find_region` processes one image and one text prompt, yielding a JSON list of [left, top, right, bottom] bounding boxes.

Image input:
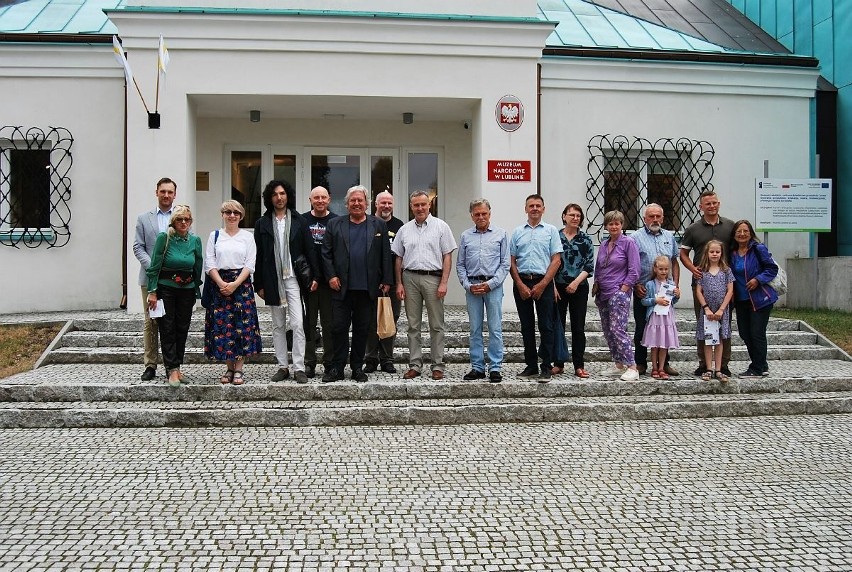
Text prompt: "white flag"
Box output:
[[158, 35, 170, 75], [112, 35, 134, 85]]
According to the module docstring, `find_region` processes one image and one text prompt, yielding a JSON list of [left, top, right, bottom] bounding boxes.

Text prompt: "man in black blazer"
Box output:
[[321, 185, 393, 382], [254, 180, 320, 384]]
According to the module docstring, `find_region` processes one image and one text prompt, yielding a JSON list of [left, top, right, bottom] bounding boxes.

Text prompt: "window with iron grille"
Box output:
[[0, 126, 72, 248], [586, 135, 714, 242]]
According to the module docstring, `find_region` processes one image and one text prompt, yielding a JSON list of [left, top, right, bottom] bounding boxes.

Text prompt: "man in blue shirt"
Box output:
[[632, 204, 681, 376], [456, 199, 510, 383], [509, 194, 562, 382]]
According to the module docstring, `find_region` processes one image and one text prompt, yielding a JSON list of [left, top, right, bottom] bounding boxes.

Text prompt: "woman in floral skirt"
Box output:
[[204, 200, 262, 385]]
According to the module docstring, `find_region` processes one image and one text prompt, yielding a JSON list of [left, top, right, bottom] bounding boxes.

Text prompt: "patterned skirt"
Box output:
[[204, 268, 262, 361]]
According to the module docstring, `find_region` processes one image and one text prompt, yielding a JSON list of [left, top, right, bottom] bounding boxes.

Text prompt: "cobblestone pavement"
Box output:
[[1, 415, 851, 571]]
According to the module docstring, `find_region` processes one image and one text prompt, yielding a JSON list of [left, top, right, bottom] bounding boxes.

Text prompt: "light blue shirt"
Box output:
[[509, 221, 561, 274], [156, 208, 172, 233], [456, 225, 510, 292], [631, 225, 678, 283]]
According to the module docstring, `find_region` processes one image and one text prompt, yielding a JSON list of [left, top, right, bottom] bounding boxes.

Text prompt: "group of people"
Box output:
[[134, 179, 779, 387]]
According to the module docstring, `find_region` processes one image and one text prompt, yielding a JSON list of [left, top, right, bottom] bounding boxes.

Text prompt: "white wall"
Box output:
[[0, 45, 125, 314], [539, 58, 819, 303]]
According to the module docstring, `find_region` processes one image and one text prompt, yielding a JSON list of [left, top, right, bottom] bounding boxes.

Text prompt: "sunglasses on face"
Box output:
[[222, 210, 240, 216], [174, 217, 192, 224]]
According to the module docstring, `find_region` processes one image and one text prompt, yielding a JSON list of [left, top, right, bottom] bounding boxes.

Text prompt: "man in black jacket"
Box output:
[[321, 185, 393, 382], [254, 180, 319, 384]]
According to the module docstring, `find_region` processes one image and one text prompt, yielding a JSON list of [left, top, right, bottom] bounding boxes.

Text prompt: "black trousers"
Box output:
[[331, 290, 373, 372], [305, 284, 334, 368], [513, 278, 555, 372], [555, 281, 589, 370], [156, 284, 196, 371], [735, 300, 773, 373]]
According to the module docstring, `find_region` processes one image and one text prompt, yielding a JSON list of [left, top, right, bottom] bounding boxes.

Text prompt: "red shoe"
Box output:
[[574, 368, 590, 379]]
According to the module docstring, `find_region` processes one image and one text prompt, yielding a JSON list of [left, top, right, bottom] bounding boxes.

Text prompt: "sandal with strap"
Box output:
[[701, 371, 713, 381], [658, 371, 670, 380], [220, 369, 235, 384], [715, 371, 730, 383], [651, 369, 661, 379], [232, 371, 245, 385], [575, 368, 590, 379]]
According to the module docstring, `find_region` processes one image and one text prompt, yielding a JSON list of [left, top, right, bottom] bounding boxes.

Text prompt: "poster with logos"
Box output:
[[754, 179, 832, 232]]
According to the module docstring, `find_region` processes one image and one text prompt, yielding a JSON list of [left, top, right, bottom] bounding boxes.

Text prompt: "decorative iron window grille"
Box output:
[[0, 126, 73, 248], [585, 135, 714, 243]]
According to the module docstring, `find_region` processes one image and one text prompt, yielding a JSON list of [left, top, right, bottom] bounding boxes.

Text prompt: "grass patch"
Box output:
[[0, 323, 63, 379], [774, 307, 852, 354]]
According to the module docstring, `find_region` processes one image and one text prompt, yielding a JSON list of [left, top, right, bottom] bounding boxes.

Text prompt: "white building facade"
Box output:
[[0, 0, 819, 314]]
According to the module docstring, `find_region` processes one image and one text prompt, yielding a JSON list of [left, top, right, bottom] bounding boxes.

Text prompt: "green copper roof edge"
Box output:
[[104, 6, 551, 25]]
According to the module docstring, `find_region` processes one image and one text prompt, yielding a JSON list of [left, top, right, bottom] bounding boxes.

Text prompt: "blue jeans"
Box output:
[[465, 285, 504, 372]]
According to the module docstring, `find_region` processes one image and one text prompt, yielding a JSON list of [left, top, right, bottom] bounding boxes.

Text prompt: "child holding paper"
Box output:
[[641, 255, 681, 379], [695, 240, 734, 382]]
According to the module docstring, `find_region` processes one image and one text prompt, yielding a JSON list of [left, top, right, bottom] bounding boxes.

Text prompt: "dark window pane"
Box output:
[[230, 151, 262, 228], [10, 149, 50, 228]]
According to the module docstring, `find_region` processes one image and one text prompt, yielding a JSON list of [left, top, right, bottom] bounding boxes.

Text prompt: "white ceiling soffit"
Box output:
[[190, 94, 478, 121]]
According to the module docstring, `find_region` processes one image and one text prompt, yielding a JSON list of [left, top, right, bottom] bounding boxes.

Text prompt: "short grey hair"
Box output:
[[642, 203, 664, 217], [409, 190, 430, 202], [345, 185, 369, 204], [374, 191, 393, 203], [469, 198, 491, 212]]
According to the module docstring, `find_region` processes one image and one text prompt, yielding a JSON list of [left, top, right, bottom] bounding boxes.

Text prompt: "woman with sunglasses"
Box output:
[[203, 200, 262, 385], [146, 205, 203, 387]]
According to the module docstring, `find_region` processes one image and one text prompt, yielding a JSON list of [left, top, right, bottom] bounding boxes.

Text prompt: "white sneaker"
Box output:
[[601, 366, 626, 377], [620, 368, 640, 381]]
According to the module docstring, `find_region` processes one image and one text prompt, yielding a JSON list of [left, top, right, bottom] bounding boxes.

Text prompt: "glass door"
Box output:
[[403, 148, 442, 220], [308, 149, 363, 216]]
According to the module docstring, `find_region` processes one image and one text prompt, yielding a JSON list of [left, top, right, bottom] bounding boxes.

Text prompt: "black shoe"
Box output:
[[720, 366, 732, 377], [740, 368, 762, 378], [305, 365, 316, 379], [761, 369, 770, 377], [463, 369, 486, 381], [636, 365, 647, 375], [140, 366, 156, 381], [694, 365, 708, 376], [351, 369, 368, 383], [381, 362, 397, 374], [537, 370, 552, 383], [519, 365, 538, 377], [489, 371, 502, 383], [363, 361, 378, 374], [321, 368, 342, 383]]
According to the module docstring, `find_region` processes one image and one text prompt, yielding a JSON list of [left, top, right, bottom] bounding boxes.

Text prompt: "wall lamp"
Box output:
[[250, 110, 261, 123], [402, 112, 414, 125]]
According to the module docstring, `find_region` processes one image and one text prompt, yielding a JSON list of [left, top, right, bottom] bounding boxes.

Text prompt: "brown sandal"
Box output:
[[232, 371, 245, 385], [575, 368, 590, 379], [220, 370, 234, 384]]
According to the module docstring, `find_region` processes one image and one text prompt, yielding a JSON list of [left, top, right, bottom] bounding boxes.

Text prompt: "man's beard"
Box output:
[[649, 223, 662, 233]]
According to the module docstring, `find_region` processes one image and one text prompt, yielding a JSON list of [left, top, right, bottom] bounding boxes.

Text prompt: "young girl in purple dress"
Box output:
[[695, 240, 734, 382], [641, 255, 681, 380]]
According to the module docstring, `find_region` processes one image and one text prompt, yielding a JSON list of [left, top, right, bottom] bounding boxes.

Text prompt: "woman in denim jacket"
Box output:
[[729, 220, 779, 377]]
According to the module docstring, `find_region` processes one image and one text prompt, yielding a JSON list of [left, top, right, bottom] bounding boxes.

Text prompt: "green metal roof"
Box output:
[[0, 0, 775, 57], [0, 0, 123, 34], [538, 0, 730, 53]]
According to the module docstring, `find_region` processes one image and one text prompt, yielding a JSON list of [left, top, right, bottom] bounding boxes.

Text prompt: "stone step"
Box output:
[[40, 344, 843, 365], [2, 391, 851, 428], [56, 329, 821, 349], [68, 313, 804, 334]]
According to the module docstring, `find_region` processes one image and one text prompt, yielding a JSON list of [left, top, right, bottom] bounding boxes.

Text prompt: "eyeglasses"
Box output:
[[222, 210, 240, 216], [173, 217, 192, 224]]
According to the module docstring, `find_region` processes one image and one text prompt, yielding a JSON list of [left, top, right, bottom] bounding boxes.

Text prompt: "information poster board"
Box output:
[[755, 179, 832, 232]]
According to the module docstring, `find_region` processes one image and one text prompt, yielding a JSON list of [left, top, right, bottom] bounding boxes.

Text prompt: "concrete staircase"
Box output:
[[2, 306, 851, 428]]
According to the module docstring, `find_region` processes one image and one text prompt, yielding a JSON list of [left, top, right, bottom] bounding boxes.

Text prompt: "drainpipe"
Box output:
[[537, 62, 541, 196], [119, 58, 129, 309]]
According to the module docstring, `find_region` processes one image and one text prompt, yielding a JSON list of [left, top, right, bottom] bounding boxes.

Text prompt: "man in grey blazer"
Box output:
[[133, 177, 177, 381]]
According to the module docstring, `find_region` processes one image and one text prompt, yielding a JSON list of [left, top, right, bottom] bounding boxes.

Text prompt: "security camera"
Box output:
[[463, 121, 470, 130]]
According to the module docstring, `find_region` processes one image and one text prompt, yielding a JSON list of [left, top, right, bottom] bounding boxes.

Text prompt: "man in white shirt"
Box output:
[[392, 191, 457, 380]]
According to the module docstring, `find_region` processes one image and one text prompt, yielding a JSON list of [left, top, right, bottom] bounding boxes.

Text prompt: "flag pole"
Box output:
[[133, 77, 150, 113], [155, 69, 160, 113]]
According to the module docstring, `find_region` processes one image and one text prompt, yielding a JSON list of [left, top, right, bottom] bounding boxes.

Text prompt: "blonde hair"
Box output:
[[652, 255, 671, 278], [220, 200, 245, 219], [698, 239, 729, 272]]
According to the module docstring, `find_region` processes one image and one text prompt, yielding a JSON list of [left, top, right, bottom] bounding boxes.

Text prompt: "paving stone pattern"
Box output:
[[1, 416, 851, 571]]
